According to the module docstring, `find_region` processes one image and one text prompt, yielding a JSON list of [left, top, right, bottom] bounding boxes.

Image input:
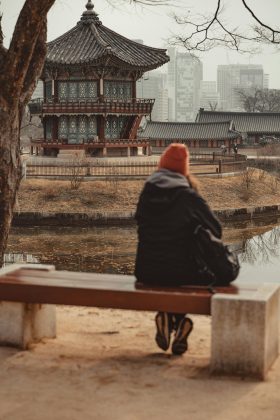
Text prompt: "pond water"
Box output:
[[6, 218, 280, 284]]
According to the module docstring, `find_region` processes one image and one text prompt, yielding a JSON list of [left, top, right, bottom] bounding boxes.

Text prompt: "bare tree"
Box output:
[[237, 88, 280, 112], [208, 101, 218, 111], [0, 0, 56, 266], [0, 0, 174, 267], [170, 0, 280, 52]]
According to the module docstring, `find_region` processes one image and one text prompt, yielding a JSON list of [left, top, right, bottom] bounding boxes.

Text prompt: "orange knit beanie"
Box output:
[[158, 143, 190, 176]]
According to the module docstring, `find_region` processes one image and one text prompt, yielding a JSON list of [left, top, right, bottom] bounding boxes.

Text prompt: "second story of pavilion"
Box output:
[[30, 0, 169, 118]]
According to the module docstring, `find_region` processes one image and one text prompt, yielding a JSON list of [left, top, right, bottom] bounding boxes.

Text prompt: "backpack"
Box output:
[[193, 225, 240, 286]]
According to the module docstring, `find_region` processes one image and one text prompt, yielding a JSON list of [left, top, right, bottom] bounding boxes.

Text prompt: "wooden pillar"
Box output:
[[99, 78, 104, 101], [99, 116, 105, 141], [43, 117, 46, 141], [53, 117, 58, 141], [100, 78, 104, 95], [127, 147, 131, 157]]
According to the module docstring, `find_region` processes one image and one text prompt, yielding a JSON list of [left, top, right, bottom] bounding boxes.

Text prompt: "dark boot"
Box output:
[[155, 312, 173, 351], [171, 317, 193, 355]]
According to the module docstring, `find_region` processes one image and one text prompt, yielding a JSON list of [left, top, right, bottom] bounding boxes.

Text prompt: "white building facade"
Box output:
[[217, 64, 264, 111], [136, 71, 169, 122], [168, 48, 203, 122], [199, 81, 220, 111]]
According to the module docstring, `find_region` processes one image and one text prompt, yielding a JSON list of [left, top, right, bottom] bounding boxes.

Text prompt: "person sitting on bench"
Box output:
[[134, 143, 231, 355]]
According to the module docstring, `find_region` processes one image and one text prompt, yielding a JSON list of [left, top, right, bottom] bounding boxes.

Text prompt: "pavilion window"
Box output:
[[79, 82, 87, 99], [88, 82, 98, 98], [58, 116, 97, 142], [69, 83, 78, 100], [104, 81, 132, 100], [45, 81, 52, 101], [88, 116, 97, 138], [57, 81, 98, 101], [58, 82, 68, 101], [45, 118, 53, 140], [58, 116, 68, 139], [105, 116, 127, 139]]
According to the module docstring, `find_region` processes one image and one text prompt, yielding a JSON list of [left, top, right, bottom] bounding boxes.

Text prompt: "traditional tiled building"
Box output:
[[196, 109, 280, 144], [139, 120, 241, 152], [29, 1, 169, 157]]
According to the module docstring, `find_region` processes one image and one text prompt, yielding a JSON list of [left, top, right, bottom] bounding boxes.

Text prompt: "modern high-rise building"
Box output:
[[168, 48, 203, 122], [264, 74, 270, 89], [217, 64, 264, 111], [167, 47, 176, 121], [199, 81, 220, 111], [136, 71, 169, 121]]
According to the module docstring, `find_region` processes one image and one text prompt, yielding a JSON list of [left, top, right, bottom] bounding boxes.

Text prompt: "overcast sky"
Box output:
[[1, 0, 280, 87]]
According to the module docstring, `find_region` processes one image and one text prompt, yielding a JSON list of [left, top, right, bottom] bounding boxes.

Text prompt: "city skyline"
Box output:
[[1, 0, 280, 88]]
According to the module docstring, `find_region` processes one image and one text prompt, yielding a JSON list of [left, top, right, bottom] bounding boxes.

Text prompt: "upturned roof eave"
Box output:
[[44, 54, 169, 71], [45, 13, 169, 70]]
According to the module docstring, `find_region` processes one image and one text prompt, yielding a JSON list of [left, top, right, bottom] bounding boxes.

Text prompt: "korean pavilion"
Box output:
[[29, 0, 169, 157]]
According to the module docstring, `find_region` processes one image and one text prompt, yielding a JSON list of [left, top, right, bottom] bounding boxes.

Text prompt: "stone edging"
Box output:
[[12, 204, 280, 227], [215, 204, 280, 221]]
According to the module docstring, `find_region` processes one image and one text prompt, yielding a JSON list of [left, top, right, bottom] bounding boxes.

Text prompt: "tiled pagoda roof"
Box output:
[[46, 1, 169, 71], [196, 109, 280, 134], [139, 121, 240, 140]]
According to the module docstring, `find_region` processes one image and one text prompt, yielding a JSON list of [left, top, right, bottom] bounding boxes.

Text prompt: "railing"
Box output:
[[219, 160, 248, 173], [28, 98, 155, 115], [26, 160, 158, 178], [151, 146, 247, 161], [24, 157, 246, 179], [30, 138, 150, 147], [190, 152, 247, 163]]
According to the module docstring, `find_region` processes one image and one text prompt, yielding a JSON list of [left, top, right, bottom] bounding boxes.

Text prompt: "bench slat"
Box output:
[[0, 268, 256, 315]]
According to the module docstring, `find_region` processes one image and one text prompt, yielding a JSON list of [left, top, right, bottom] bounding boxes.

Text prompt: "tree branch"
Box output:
[[237, 88, 280, 113], [170, 0, 280, 52], [20, 18, 48, 107], [0, 0, 55, 105]]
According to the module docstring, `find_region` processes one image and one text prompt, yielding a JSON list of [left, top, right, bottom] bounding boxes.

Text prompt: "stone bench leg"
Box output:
[[210, 283, 279, 380], [0, 302, 56, 350]]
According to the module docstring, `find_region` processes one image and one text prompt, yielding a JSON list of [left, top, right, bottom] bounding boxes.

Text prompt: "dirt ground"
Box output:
[[17, 169, 280, 213], [1, 307, 280, 420], [2, 169, 280, 419]]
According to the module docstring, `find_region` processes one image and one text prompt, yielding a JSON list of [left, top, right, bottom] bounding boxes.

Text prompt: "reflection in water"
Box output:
[[239, 227, 280, 265], [6, 226, 137, 274], [6, 221, 280, 283]]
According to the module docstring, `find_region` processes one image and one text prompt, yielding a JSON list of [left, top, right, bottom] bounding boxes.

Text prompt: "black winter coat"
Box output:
[[134, 169, 222, 286]]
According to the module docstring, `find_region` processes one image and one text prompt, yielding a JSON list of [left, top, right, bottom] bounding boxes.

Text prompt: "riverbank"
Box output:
[[17, 169, 280, 214]]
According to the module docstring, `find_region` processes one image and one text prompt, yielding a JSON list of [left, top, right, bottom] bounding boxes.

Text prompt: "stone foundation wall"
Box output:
[[12, 204, 280, 227]]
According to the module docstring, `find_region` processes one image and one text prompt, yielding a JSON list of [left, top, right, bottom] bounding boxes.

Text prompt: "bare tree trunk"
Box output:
[[0, 110, 22, 266], [0, 0, 55, 267]]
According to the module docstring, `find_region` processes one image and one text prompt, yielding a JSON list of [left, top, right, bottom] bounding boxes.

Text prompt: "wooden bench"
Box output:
[[0, 263, 279, 379]]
